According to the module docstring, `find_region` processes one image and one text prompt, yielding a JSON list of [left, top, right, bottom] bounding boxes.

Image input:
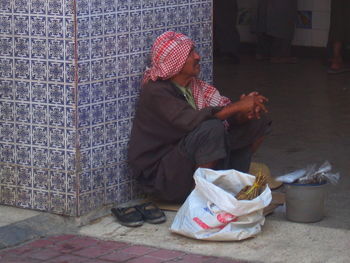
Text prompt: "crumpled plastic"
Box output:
[[276, 161, 340, 185]]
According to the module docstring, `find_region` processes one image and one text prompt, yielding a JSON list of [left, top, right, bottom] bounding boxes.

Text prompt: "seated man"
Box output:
[[128, 31, 271, 202]]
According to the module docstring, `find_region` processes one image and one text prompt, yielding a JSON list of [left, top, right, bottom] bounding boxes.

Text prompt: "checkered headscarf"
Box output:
[[143, 31, 232, 110]]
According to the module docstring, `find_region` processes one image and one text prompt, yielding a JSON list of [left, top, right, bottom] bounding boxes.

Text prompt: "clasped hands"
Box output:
[[238, 91, 268, 120]]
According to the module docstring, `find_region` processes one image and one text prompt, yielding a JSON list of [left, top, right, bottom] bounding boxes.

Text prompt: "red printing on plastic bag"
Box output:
[[193, 212, 238, 230], [217, 212, 238, 223]]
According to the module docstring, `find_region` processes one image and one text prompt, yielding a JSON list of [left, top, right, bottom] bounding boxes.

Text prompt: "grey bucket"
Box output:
[[285, 182, 328, 223]]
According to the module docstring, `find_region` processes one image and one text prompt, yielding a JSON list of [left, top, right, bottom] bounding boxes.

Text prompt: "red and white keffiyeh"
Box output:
[[143, 31, 232, 110]]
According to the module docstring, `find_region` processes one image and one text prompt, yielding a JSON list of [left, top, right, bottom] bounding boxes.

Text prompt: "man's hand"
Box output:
[[214, 92, 268, 121], [239, 92, 268, 120], [240, 91, 260, 100]]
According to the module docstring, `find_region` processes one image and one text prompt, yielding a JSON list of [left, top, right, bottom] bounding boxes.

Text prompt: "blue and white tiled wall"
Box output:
[[0, 0, 213, 216], [237, 0, 331, 47], [0, 0, 77, 215]]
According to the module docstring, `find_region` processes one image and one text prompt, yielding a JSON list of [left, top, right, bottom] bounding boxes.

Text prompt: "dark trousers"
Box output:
[[146, 117, 271, 202], [213, 0, 240, 56], [180, 116, 271, 174], [257, 33, 292, 57]]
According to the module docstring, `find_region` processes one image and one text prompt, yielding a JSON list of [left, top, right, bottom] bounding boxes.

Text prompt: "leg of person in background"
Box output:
[[330, 41, 343, 70], [255, 0, 269, 60], [270, 37, 297, 64], [231, 0, 240, 63], [213, 1, 221, 58], [327, 0, 350, 74], [213, 0, 240, 64], [328, 41, 350, 74], [325, 39, 333, 65], [255, 0, 297, 63], [256, 33, 272, 61]]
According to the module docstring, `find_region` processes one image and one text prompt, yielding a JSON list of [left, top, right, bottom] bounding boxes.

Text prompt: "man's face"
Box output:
[[180, 48, 201, 78]]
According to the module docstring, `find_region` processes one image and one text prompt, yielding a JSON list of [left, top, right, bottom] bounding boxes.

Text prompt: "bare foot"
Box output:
[[328, 63, 350, 74]]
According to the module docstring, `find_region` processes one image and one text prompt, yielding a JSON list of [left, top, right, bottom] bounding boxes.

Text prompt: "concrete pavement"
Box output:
[[1, 203, 350, 263]]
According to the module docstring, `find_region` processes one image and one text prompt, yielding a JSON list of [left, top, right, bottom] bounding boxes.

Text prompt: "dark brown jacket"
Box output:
[[128, 80, 220, 201]]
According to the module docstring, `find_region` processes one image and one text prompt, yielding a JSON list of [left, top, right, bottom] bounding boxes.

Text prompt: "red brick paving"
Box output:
[[27, 248, 62, 260], [0, 235, 247, 263], [46, 254, 86, 263], [126, 256, 164, 263], [119, 245, 158, 255], [173, 254, 218, 263], [147, 249, 185, 260], [99, 251, 139, 262]]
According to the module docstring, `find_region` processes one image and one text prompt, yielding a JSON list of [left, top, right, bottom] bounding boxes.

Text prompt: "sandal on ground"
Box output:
[[327, 67, 350, 74], [134, 202, 166, 224], [111, 207, 144, 227]]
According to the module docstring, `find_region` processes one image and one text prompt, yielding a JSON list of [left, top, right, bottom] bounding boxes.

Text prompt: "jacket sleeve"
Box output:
[[141, 82, 222, 133]]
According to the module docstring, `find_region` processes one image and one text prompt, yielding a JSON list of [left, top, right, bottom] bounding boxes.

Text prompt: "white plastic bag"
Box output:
[[170, 168, 272, 241]]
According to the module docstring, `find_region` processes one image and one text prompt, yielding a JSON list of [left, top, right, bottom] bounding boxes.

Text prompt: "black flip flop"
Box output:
[[134, 202, 166, 224], [111, 207, 144, 227]]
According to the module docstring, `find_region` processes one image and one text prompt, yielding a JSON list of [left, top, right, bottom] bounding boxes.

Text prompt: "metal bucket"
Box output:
[[285, 182, 328, 223]]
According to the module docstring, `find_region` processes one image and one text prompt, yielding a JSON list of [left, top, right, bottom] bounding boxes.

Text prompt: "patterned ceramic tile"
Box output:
[[0, 122, 15, 142], [105, 143, 118, 164], [92, 168, 105, 189], [17, 166, 33, 188], [117, 181, 132, 204], [92, 125, 105, 146], [48, 0, 64, 16], [91, 146, 105, 168], [0, 165, 16, 185], [0, 0, 213, 216], [66, 172, 77, 193], [50, 170, 67, 192], [0, 80, 13, 99], [14, 102, 31, 123], [50, 192, 66, 214], [33, 168, 49, 189], [0, 144, 15, 163], [66, 194, 77, 215], [80, 170, 92, 193], [33, 190, 50, 211], [2, 186, 16, 206], [91, 189, 105, 210], [33, 126, 48, 146], [106, 185, 118, 204], [79, 192, 93, 215], [17, 187, 32, 208]]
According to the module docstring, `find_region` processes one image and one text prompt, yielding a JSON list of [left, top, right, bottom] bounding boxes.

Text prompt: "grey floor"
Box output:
[[214, 54, 350, 230]]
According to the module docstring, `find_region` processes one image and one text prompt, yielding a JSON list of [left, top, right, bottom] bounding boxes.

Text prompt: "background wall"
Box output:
[[0, 0, 213, 216], [237, 0, 331, 47], [74, 0, 214, 216], [0, 0, 78, 215]]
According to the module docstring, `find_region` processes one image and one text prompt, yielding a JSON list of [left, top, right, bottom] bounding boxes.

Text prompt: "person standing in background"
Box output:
[[327, 0, 350, 74], [254, 0, 298, 63], [213, 0, 240, 64]]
